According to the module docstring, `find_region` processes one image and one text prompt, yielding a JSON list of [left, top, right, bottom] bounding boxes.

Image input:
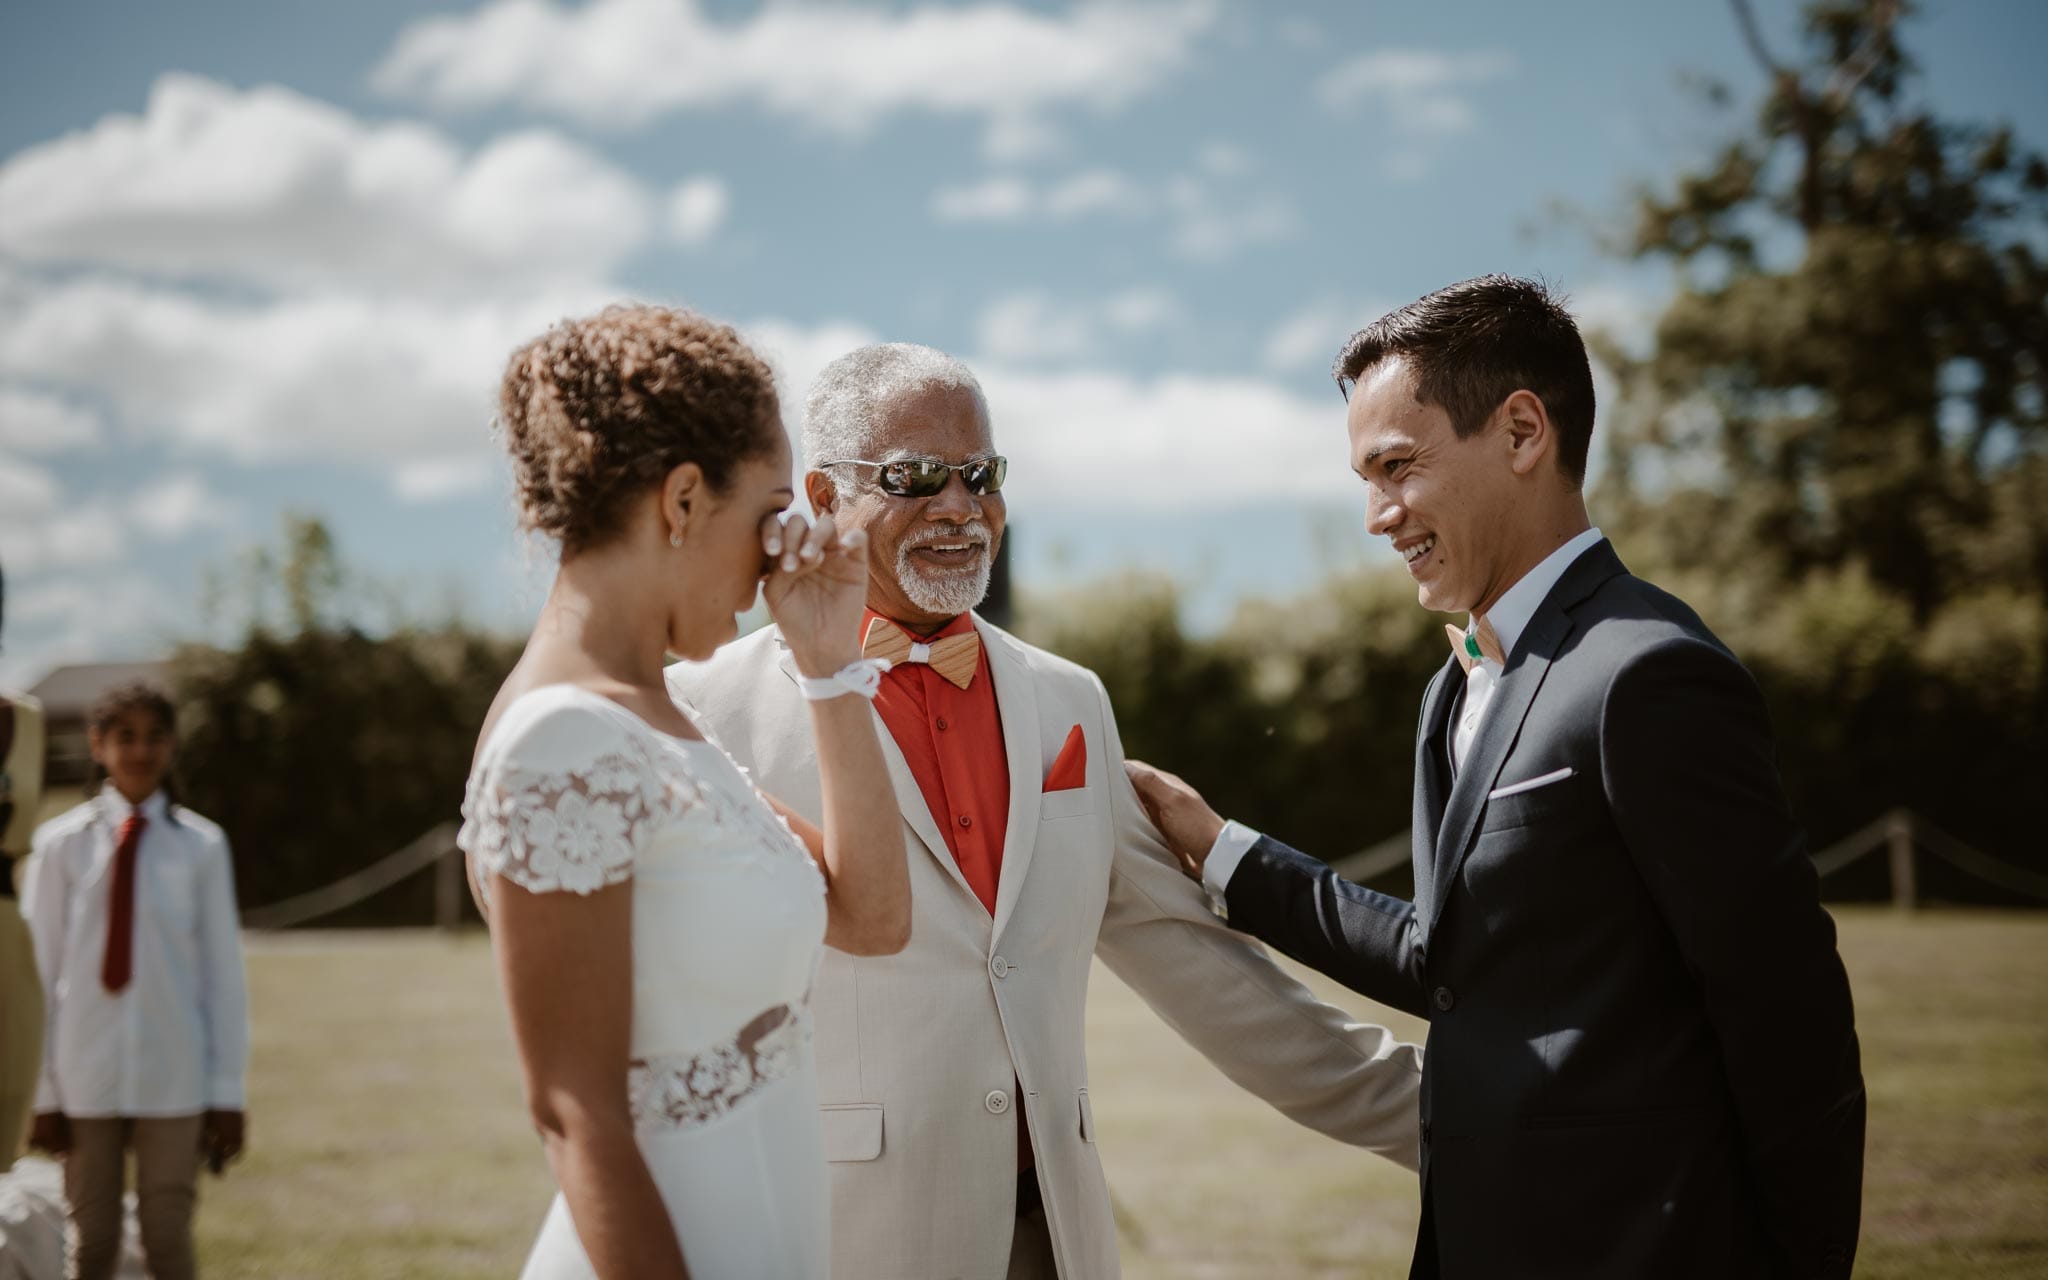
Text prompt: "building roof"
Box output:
[[26, 661, 170, 720]]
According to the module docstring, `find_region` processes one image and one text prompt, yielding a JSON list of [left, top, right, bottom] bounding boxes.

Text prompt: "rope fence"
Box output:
[[239, 822, 460, 931], [240, 808, 2041, 931], [1333, 808, 2047, 907]]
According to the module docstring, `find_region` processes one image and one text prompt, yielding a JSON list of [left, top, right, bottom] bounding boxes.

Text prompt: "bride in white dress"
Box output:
[[458, 306, 909, 1279]]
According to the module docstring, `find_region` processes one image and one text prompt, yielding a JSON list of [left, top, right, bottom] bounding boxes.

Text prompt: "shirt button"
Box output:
[[1432, 986, 1456, 1012], [990, 956, 1010, 979], [959, 814, 972, 829], [985, 1090, 1010, 1115], [936, 717, 949, 731]]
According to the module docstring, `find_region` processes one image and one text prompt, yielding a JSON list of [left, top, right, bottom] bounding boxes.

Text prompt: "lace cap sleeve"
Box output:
[[458, 691, 685, 895]]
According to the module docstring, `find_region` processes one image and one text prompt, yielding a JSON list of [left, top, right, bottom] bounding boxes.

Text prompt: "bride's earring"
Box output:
[[670, 526, 684, 548]]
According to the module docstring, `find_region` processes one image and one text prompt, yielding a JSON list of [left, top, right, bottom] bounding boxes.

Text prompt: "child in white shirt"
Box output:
[[22, 680, 247, 1280]]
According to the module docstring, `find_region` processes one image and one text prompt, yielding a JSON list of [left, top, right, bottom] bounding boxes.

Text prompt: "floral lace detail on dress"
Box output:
[[627, 1001, 813, 1133], [459, 734, 696, 895]]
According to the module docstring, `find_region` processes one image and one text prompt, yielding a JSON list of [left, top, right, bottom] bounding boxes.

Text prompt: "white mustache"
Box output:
[[904, 523, 991, 551]]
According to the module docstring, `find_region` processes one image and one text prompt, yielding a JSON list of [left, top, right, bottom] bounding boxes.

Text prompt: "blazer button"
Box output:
[[985, 1090, 1011, 1115], [1432, 986, 1456, 1012], [990, 956, 1010, 979]]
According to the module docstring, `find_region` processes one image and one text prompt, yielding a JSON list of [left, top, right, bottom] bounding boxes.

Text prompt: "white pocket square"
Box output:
[[1489, 766, 1575, 801]]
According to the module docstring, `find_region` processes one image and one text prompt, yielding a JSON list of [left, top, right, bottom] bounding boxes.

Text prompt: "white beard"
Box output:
[[894, 524, 993, 617]]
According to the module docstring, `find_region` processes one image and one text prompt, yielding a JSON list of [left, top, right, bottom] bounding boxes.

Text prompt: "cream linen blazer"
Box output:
[[668, 618, 1421, 1280]]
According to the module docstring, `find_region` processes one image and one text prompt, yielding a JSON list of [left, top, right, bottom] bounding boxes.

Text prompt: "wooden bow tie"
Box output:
[[863, 618, 980, 689], [1446, 618, 1505, 674]]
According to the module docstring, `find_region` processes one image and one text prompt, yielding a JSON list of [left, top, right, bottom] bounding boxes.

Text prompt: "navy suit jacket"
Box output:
[[1225, 540, 1864, 1278]]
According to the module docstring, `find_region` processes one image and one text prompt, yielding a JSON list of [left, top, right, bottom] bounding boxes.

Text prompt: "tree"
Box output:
[[1594, 0, 2047, 880], [1601, 0, 2048, 620], [172, 517, 522, 923]]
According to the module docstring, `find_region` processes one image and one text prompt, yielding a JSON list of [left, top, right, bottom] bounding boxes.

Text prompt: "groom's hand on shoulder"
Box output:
[[1124, 761, 1224, 881]]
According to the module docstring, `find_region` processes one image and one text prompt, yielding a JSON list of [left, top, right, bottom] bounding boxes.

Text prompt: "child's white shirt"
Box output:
[[22, 786, 247, 1117]]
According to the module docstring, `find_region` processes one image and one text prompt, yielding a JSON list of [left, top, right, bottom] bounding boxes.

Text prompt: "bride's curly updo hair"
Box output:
[[498, 305, 781, 556]]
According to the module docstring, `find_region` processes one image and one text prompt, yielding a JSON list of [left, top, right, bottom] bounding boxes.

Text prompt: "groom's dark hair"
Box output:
[[1333, 275, 1596, 486]]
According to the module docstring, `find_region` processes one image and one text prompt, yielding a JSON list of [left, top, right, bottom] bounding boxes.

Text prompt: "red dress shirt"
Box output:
[[866, 610, 1009, 914]]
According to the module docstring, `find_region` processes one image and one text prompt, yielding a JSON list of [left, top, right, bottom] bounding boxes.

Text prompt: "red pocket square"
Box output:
[[1043, 724, 1087, 792]]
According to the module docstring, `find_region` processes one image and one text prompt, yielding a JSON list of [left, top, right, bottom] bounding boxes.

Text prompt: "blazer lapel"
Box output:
[[1426, 540, 1627, 928], [774, 637, 976, 905], [1410, 655, 1460, 925], [980, 621, 1044, 946]]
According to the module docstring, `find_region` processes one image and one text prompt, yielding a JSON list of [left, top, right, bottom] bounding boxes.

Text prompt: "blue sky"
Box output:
[[2, 0, 2043, 686]]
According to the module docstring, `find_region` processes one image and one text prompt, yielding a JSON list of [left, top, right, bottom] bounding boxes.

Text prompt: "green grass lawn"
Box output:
[[193, 909, 2046, 1278]]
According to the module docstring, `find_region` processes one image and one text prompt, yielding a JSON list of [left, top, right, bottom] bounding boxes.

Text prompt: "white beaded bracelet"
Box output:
[[796, 657, 892, 702]]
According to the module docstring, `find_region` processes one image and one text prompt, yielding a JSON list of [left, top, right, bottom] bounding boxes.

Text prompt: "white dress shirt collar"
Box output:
[[96, 783, 169, 825], [1471, 526, 1605, 663]]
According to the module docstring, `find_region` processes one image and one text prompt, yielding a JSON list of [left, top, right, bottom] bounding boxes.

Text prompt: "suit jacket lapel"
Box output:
[[1427, 540, 1628, 928], [1410, 656, 1459, 926], [980, 621, 1044, 945], [774, 637, 977, 906]]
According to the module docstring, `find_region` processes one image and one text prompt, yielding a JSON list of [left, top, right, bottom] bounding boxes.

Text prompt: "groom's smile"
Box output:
[[1396, 533, 1439, 575]]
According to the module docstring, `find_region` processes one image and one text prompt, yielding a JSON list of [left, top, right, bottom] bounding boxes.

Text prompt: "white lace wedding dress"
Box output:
[[458, 684, 831, 1278]]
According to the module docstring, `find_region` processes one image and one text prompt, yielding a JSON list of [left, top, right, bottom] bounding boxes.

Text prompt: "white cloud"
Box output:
[[983, 112, 1066, 165], [743, 317, 885, 458], [1100, 288, 1179, 334], [1278, 18, 1324, 50], [1197, 142, 1250, 178], [0, 456, 125, 576], [979, 295, 1097, 364], [665, 176, 729, 247], [0, 272, 618, 472], [0, 387, 103, 452], [978, 364, 1352, 508], [977, 289, 1180, 364], [0, 571, 180, 690], [129, 472, 236, 538], [395, 456, 497, 503], [932, 160, 1294, 260], [1165, 177, 1295, 260], [1315, 49, 1512, 177], [0, 455, 61, 520], [1565, 279, 1665, 358], [372, 0, 1218, 155], [1262, 296, 1402, 374], [0, 73, 659, 294], [932, 176, 1036, 223], [1316, 49, 1513, 130], [1042, 169, 1148, 219], [932, 170, 1147, 224]]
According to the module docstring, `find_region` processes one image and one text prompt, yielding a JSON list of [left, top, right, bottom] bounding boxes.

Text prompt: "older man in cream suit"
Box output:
[[668, 344, 1422, 1280]]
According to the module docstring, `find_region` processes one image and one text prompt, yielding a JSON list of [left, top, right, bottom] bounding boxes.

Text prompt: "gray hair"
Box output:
[[803, 343, 986, 495]]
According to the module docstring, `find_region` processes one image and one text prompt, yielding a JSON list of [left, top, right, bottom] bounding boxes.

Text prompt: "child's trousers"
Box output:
[[63, 1114, 202, 1280]]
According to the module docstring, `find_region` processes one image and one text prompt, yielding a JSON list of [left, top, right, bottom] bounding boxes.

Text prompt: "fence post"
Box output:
[[1886, 809, 1917, 912], [436, 845, 464, 933]]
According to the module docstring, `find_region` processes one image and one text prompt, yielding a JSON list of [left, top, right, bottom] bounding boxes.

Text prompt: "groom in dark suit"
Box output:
[[1127, 276, 1864, 1278]]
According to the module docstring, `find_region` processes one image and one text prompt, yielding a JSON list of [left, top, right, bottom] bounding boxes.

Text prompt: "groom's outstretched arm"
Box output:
[[1602, 637, 1864, 1277], [1222, 837, 1431, 1021], [1091, 681, 1423, 1169], [1124, 761, 1432, 1021]]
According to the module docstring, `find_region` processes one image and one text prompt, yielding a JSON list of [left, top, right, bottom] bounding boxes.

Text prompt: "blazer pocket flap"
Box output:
[[1078, 1089, 1096, 1143], [1488, 766, 1575, 800], [1481, 766, 1590, 833], [1039, 786, 1097, 821], [819, 1103, 883, 1162]]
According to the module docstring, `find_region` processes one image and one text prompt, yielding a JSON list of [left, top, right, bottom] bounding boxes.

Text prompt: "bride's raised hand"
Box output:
[[761, 511, 870, 677]]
